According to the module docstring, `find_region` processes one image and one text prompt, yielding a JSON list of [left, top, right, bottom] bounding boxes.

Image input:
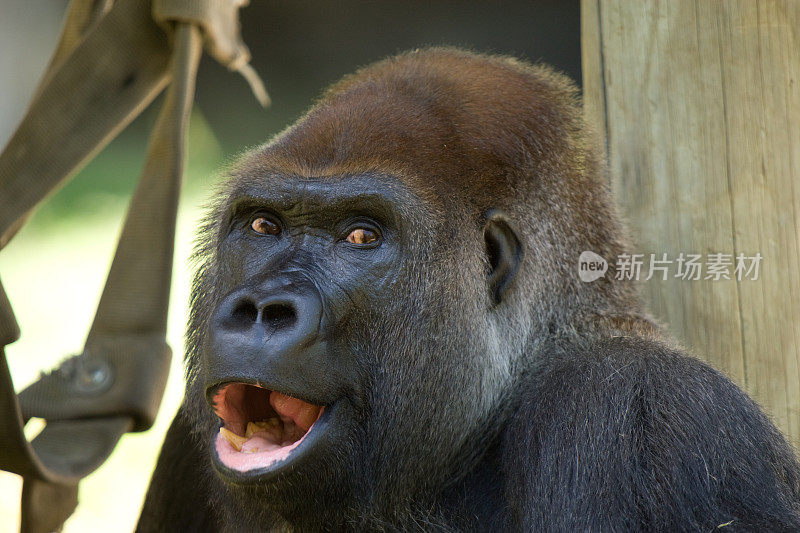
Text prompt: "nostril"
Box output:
[[261, 303, 297, 330], [229, 299, 259, 329]]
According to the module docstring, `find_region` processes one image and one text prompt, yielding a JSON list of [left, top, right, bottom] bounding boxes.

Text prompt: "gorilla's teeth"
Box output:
[[219, 427, 247, 451], [246, 419, 281, 439], [246, 421, 268, 438]]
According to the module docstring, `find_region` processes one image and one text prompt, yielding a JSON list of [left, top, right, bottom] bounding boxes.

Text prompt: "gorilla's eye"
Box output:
[[250, 216, 281, 236], [346, 228, 378, 245]]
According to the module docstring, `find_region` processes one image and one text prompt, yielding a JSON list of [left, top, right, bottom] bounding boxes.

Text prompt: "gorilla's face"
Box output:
[[202, 174, 405, 486], [188, 170, 521, 514]]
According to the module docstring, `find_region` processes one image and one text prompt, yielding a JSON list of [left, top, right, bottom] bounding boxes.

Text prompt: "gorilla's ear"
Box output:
[[483, 209, 523, 306]]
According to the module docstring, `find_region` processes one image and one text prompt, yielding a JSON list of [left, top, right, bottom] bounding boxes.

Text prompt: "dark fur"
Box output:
[[138, 48, 800, 531]]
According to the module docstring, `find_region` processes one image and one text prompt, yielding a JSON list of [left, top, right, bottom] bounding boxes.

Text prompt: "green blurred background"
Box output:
[[0, 1, 580, 530]]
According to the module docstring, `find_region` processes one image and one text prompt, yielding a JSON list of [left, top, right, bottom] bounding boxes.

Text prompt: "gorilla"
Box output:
[[137, 48, 800, 531]]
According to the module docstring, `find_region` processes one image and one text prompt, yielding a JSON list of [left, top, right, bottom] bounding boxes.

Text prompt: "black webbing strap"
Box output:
[[0, 1, 265, 531]]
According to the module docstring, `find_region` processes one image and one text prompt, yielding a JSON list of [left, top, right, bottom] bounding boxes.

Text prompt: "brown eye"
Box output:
[[346, 228, 378, 245], [250, 216, 281, 236]]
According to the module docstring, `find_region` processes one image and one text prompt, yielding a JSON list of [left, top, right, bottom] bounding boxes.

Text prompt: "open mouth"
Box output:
[[210, 383, 324, 472]]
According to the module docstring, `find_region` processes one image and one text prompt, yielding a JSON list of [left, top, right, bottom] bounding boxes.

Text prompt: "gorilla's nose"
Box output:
[[224, 294, 299, 332], [210, 279, 323, 365]]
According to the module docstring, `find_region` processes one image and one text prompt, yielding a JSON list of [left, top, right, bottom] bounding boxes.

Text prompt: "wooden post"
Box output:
[[582, 0, 800, 447]]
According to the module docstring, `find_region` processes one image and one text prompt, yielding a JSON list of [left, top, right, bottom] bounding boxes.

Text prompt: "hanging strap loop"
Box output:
[[153, 0, 269, 105]]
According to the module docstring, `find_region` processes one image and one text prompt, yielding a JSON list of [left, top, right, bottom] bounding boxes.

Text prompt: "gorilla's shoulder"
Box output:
[[502, 334, 800, 531], [514, 334, 775, 436]]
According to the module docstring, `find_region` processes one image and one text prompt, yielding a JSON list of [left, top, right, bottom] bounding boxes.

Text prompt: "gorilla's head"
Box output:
[[184, 48, 636, 525]]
